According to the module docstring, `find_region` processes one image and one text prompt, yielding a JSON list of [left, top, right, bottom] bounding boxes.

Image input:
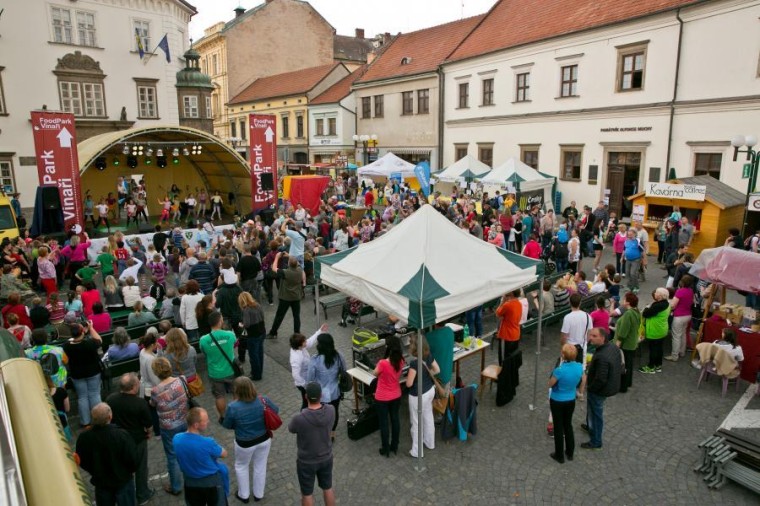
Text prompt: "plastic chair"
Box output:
[[479, 364, 501, 400], [696, 360, 741, 397]]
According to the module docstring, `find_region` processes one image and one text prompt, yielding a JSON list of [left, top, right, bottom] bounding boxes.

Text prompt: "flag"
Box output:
[[414, 161, 431, 197], [157, 34, 171, 63], [135, 29, 145, 59]]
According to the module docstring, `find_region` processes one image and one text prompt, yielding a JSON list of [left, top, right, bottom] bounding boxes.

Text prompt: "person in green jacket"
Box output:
[[614, 292, 642, 392], [638, 288, 671, 374]]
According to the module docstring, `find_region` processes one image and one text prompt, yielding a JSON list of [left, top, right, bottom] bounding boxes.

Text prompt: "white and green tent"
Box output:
[[315, 204, 544, 329], [434, 154, 492, 183], [480, 157, 556, 210]]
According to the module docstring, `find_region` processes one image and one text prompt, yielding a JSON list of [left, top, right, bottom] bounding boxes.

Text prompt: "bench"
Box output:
[[316, 292, 348, 319], [695, 434, 760, 494], [483, 270, 570, 313], [101, 357, 141, 392]]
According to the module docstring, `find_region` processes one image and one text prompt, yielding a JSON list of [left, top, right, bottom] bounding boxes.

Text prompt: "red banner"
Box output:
[[30, 111, 84, 232], [249, 114, 277, 212]]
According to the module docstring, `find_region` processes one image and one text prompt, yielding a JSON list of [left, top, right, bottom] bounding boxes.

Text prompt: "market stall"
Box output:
[[357, 152, 416, 179], [281, 175, 331, 215], [432, 155, 491, 195], [627, 175, 745, 258], [480, 157, 556, 211]]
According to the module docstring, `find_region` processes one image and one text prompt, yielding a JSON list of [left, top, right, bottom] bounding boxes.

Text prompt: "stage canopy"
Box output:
[[77, 125, 251, 216], [357, 152, 416, 178]]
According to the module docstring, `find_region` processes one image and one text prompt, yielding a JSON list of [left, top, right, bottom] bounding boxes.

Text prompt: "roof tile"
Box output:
[[448, 0, 699, 62], [228, 63, 341, 105], [357, 15, 484, 84], [311, 65, 368, 105]]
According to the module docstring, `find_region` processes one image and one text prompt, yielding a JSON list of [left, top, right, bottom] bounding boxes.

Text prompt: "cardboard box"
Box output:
[[727, 310, 744, 325]]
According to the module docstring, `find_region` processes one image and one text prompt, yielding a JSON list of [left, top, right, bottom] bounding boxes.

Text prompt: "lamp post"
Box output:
[[731, 134, 760, 239], [353, 133, 378, 166]]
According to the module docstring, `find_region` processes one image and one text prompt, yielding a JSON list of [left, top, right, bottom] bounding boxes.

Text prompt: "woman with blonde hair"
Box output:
[[238, 291, 266, 381], [37, 245, 58, 295], [548, 344, 583, 463], [162, 328, 199, 387], [405, 336, 439, 458], [102, 275, 125, 311], [222, 377, 279, 503]]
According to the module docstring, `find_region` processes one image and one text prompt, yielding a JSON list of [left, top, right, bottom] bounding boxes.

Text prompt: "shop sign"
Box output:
[[645, 183, 706, 201], [748, 193, 760, 212]]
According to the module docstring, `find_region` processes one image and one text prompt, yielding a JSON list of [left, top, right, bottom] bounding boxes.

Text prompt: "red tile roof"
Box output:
[[448, 0, 700, 62], [228, 63, 342, 105], [356, 15, 485, 84], [311, 65, 368, 105]]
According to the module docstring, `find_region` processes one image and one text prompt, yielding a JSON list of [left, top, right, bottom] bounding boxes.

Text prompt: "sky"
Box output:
[[188, 0, 496, 41]]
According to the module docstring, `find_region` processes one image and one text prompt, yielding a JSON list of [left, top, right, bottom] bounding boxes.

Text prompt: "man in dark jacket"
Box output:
[[267, 255, 305, 338], [582, 327, 621, 450], [214, 280, 245, 361], [189, 252, 217, 294], [76, 402, 139, 505]]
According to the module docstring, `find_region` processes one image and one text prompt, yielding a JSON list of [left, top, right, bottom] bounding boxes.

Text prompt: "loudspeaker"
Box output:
[[260, 172, 274, 191], [42, 187, 61, 210], [138, 223, 154, 234], [259, 209, 275, 226]]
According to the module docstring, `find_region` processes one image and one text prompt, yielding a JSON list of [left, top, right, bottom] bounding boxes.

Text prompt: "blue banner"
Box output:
[[414, 161, 431, 197]]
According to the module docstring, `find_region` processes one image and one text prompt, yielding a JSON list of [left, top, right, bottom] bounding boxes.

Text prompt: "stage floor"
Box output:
[[84, 212, 237, 238]]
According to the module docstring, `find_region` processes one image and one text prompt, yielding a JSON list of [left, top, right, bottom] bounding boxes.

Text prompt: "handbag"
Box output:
[[337, 354, 352, 393], [208, 331, 243, 377], [174, 357, 204, 397], [180, 376, 200, 409], [422, 360, 447, 399], [261, 396, 282, 434]]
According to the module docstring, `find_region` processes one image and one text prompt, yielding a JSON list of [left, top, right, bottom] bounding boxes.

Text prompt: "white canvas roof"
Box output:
[[434, 154, 491, 182], [357, 152, 416, 178], [481, 156, 554, 192]]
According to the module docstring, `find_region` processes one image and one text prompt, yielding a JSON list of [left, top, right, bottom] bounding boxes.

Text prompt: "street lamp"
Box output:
[[731, 134, 759, 239], [353, 133, 377, 166]]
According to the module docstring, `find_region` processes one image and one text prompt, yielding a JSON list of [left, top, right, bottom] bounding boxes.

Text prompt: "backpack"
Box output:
[[39, 352, 60, 377], [554, 239, 568, 259]]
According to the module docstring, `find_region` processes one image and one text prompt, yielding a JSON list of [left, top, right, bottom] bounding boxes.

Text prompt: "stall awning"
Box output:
[[389, 147, 433, 155]]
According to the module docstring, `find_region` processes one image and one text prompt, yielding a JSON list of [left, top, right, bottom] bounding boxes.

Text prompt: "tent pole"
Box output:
[[530, 274, 545, 411], [690, 284, 716, 362], [315, 277, 321, 327], [415, 328, 425, 472]]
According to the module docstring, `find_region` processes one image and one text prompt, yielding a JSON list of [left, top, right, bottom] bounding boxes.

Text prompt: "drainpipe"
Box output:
[[438, 67, 445, 174], [665, 9, 684, 178]]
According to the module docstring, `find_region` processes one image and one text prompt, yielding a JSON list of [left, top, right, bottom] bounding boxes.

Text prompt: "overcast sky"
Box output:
[[189, 0, 496, 41]]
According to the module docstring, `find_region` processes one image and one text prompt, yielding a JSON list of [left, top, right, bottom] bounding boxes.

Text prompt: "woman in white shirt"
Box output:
[[139, 331, 162, 436], [289, 324, 328, 409], [333, 223, 350, 251], [179, 279, 204, 341], [121, 276, 141, 309]]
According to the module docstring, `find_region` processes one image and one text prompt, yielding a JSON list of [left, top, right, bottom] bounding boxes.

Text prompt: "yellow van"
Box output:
[[0, 194, 20, 242]]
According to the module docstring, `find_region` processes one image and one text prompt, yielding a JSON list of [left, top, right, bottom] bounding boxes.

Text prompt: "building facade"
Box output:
[[227, 63, 350, 164], [442, 0, 760, 217], [0, 0, 195, 208], [353, 16, 483, 171]]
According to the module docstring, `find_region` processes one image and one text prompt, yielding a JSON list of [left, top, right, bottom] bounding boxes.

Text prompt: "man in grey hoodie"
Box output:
[[288, 382, 336, 506]]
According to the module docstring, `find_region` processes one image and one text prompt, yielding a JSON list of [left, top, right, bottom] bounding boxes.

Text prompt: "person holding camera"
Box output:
[[62, 319, 103, 429]]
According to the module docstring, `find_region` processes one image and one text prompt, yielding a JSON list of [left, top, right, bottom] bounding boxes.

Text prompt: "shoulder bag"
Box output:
[[261, 396, 282, 435], [174, 356, 204, 397], [337, 354, 352, 393], [208, 331, 243, 377], [180, 376, 200, 409]]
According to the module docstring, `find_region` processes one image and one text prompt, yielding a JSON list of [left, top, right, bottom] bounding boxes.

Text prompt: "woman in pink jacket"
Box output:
[[612, 223, 628, 276], [488, 224, 505, 248]]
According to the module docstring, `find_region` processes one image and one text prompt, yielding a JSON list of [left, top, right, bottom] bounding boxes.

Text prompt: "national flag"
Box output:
[[135, 29, 145, 59], [157, 34, 171, 63]]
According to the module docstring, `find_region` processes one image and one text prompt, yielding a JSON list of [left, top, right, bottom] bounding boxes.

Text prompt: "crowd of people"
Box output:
[[0, 173, 754, 503]]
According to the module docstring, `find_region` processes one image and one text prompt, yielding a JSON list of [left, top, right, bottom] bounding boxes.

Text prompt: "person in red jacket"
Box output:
[[495, 290, 522, 365], [522, 233, 542, 259], [2, 292, 32, 329]]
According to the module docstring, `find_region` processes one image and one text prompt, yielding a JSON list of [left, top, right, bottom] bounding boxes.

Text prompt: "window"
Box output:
[[230, 120, 237, 138], [212, 54, 219, 76], [82, 83, 104, 116], [134, 20, 150, 52], [521, 146, 539, 169], [482, 78, 494, 106], [212, 94, 220, 118], [240, 119, 246, 140], [560, 65, 578, 97], [373, 95, 384, 117], [516, 72, 530, 102], [417, 89, 429, 114], [694, 153, 722, 179], [296, 115, 304, 138], [315, 118, 324, 136], [0, 160, 15, 196], [619, 52, 645, 91], [282, 115, 289, 138], [560, 148, 582, 180], [401, 91, 413, 115], [183, 95, 198, 118], [0, 68, 6, 114], [55, 53, 107, 117], [136, 84, 157, 118], [328, 117, 336, 136], [478, 145, 493, 167], [206, 96, 212, 118], [458, 82, 469, 108], [51, 7, 73, 44], [454, 144, 468, 161], [59, 81, 82, 115], [76, 11, 96, 47], [361, 97, 371, 119]]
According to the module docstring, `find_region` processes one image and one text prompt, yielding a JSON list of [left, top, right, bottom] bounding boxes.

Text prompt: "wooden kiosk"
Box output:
[[627, 175, 745, 258]]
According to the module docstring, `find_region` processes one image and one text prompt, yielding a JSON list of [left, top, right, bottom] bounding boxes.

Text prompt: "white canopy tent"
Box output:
[[480, 157, 556, 210], [434, 154, 492, 182], [315, 204, 545, 468], [357, 152, 417, 178]]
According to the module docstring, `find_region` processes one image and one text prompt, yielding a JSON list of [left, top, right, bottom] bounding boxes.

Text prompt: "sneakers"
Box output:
[[580, 423, 589, 433], [581, 442, 601, 450], [638, 366, 655, 374], [655, 366, 662, 373], [663, 355, 678, 362]]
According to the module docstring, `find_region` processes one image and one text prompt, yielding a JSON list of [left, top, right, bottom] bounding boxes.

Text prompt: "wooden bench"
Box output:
[[316, 292, 348, 319]]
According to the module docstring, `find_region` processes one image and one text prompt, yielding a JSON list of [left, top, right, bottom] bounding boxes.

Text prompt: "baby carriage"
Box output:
[[540, 241, 557, 274]]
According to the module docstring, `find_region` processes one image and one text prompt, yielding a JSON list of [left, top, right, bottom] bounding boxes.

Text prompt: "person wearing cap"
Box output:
[[288, 382, 335, 506]]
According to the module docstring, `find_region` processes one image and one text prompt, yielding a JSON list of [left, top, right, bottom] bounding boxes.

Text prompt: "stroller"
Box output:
[[540, 241, 557, 274]]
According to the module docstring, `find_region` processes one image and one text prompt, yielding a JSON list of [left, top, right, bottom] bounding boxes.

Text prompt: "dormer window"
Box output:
[[400, 56, 412, 65]]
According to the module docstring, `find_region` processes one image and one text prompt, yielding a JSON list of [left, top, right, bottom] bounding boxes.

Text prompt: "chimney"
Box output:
[[233, 6, 245, 17], [355, 28, 365, 39], [384, 32, 391, 44]]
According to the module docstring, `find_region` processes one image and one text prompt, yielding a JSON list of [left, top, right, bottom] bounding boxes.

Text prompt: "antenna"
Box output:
[[461, 0, 465, 18]]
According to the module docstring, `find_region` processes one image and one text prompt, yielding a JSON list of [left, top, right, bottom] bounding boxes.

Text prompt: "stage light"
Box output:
[[191, 144, 203, 155], [113, 157, 120, 166], [131, 145, 144, 156], [95, 157, 106, 170], [146, 147, 153, 156], [122, 144, 130, 155], [156, 148, 164, 157], [127, 155, 138, 168], [182, 147, 190, 156], [145, 157, 152, 165], [157, 156, 167, 168], [172, 148, 180, 157], [172, 156, 180, 165]]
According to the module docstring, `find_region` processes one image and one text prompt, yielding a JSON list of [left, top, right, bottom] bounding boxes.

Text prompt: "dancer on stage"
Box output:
[[158, 196, 171, 225], [210, 191, 224, 221], [117, 176, 130, 218], [196, 188, 208, 219]]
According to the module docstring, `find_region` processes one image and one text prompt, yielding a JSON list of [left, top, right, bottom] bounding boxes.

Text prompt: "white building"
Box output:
[[442, 0, 760, 219], [308, 68, 362, 165], [0, 0, 195, 208]]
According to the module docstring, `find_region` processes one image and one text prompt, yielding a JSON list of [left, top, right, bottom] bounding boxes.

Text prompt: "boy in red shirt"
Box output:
[[522, 233, 542, 259]]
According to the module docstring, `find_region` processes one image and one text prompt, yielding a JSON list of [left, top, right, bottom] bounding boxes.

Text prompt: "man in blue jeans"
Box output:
[[581, 328, 621, 450]]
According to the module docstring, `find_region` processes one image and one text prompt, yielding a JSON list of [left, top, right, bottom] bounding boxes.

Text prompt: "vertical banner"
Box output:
[[413, 161, 431, 197], [30, 111, 84, 232], [249, 114, 277, 212]]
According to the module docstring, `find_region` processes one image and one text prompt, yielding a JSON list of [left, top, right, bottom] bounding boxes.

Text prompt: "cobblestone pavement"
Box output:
[[73, 249, 758, 505]]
